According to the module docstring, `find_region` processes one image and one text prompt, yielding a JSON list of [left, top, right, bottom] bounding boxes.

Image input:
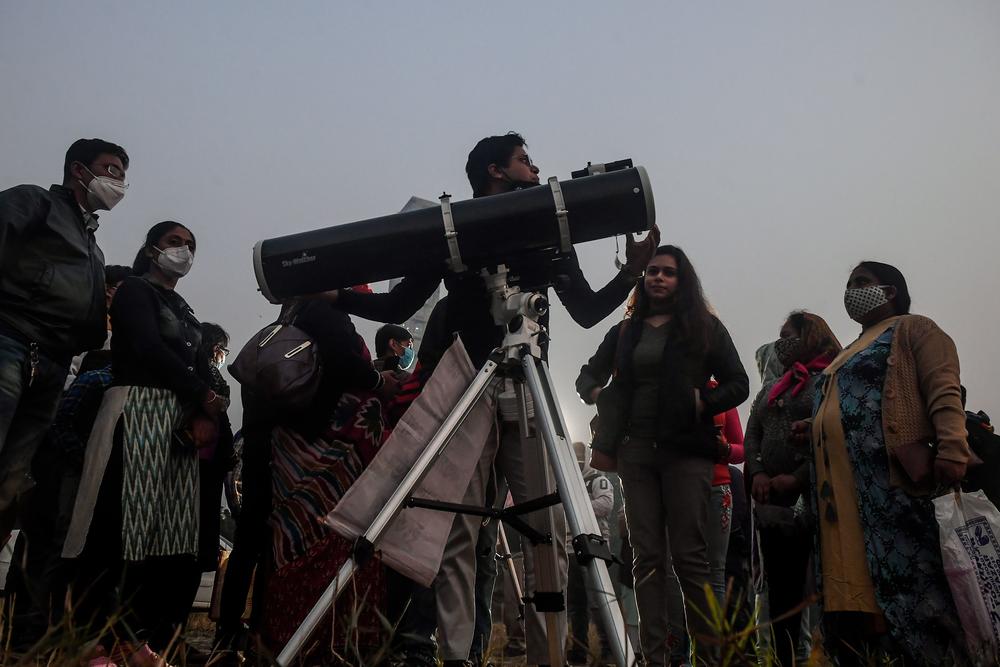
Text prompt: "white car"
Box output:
[[192, 535, 233, 611]]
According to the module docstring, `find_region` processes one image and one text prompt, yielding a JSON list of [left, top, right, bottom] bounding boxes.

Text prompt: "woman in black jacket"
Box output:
[[576, 245, 749, 666], [66, 221, 224, 666]]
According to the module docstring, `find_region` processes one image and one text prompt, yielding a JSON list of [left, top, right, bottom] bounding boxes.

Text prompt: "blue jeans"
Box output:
[[0, 334, 67, 539], [708, 484, 733, 603]]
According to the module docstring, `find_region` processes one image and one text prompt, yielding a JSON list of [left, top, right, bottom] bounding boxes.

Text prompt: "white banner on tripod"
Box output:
[[326, 337, 496, 587]]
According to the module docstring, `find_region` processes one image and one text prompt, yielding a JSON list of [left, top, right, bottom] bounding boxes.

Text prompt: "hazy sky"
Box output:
[[2, 2, 998, 441]]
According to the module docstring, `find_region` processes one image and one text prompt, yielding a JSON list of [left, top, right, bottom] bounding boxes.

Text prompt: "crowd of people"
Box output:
[[0, 134, 993, 667]]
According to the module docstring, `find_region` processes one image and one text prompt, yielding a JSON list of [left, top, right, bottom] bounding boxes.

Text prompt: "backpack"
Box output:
[[228, 303, 322, 411], [964, 410, 1000, 508]]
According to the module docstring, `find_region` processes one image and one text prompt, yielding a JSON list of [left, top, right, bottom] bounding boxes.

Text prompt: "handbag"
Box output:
[[228, 302, 322, 411]]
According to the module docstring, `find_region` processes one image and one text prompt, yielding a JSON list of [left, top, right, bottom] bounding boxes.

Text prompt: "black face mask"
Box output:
[[499, 169, 540, 191], [774, 336, 803, 368]]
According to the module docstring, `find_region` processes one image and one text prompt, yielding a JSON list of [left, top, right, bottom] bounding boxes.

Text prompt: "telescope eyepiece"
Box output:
[[528, 293, 548, 317]]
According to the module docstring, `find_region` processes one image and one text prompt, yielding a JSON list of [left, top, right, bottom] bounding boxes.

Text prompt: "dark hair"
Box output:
[[63, 138, 129, 184], [104, 264, 133, 285], [132, 221, 195, 275], [375, 324, 412, 357], [785, 311, 842, 360], [632, 245, 713, 353], [199, 322, 230, 359], [855, 261, 911, 315], [465, 132, 526, 197]]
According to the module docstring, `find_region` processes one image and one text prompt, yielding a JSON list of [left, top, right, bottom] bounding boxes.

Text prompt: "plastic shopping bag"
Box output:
[[934, 489, 1000, 662]]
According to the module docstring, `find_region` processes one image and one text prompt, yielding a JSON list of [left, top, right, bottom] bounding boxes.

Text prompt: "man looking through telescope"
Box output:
[[330, 133, 658, 369], [327, 132, 659, 666]]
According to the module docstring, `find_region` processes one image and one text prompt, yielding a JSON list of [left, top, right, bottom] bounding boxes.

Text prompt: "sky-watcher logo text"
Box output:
[[282, 252, 317, 268]]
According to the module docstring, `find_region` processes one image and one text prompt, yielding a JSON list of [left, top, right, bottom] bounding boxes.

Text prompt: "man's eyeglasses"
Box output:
[[645, 266, 678, 278], [91, 163, 126, 181]]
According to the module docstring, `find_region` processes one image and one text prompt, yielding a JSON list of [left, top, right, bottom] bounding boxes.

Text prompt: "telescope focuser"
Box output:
[[571, 158, 634, 179]]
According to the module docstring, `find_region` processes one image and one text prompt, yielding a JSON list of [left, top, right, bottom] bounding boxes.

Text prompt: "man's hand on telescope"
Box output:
[[623, 224, 661, 278]]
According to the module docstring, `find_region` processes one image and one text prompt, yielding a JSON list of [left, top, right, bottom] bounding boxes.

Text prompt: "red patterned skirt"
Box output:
[[260, 391, 389, 659]]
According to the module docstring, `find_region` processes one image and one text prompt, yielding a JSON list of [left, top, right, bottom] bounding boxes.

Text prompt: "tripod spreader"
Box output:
[[405, 492, 564, 548]]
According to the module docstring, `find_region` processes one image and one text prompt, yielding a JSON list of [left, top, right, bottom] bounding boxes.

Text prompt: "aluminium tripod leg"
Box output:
[[521, 383, 568, 666], [496, 382, 565, 666], [522, 355, 636, 667], [497, 523, 525, 620], [276, 358, 500, 666]]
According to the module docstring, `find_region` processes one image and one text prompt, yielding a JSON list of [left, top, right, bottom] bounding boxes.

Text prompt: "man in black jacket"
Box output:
[[334, 133, 658, 666], [0, 137, 128, 540]]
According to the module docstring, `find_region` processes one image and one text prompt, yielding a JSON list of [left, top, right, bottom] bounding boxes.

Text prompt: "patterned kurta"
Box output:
[[819, 328, 966, 663], [121, 386, 199, 560]]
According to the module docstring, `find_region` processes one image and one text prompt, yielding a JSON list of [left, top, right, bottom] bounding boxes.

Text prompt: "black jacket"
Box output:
[[0, 184, 106, 362], [110, 276, 211, 404], [338, 249, 636, 370], [576, 315, 749, 455]]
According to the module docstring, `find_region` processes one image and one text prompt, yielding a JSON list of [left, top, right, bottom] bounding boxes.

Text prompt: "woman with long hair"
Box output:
[[66, 221, 224, 666], [577, 245, 749, 666], [811, 261, 970, 664], [745, 310, 841, 664]]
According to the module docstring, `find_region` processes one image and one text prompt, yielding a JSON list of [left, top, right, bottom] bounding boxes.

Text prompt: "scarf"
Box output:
[[767, 353, 834, 407]]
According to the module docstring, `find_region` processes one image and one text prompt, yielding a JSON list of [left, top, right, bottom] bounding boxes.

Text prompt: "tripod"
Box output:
[[277, 266, 634, 666]]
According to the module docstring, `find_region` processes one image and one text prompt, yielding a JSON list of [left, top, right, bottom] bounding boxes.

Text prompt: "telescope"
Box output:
[[253, 160, 655, 303]]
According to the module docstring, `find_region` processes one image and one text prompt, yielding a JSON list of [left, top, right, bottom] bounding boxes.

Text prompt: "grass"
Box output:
[[1, 584, 947, 667]]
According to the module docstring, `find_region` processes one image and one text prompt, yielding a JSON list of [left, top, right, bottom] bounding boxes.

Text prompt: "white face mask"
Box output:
[[844, 285, 890, 323], [82, 167, 127, 211], [154, 245, 194, 278]]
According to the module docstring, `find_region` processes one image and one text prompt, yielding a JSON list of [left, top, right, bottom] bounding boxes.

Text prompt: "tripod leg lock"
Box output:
[[571, 533, 615, 566], [353, 537, 376, 567], [524, 591, 565, 613]]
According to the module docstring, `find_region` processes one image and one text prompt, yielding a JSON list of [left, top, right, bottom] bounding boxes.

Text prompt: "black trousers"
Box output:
[[15, 432, 81, 642], [567, 560, 609, 656], [216, 434, 272, 637], [759, 526, 811, 666], [74, 428, 200, 651]]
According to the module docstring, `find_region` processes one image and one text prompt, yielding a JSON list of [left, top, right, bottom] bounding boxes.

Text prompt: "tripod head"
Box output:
[[481, 264, 549, 365]]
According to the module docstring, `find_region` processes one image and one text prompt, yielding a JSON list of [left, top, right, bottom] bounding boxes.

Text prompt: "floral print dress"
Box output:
[[827, 327, 966, 663]]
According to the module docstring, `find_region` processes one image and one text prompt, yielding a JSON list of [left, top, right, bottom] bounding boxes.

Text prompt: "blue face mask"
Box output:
[[399, 345, 415, 370]]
